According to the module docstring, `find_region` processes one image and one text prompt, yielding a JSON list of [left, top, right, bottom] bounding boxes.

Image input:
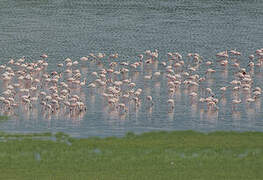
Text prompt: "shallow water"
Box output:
[[0, 0, 263, 137]]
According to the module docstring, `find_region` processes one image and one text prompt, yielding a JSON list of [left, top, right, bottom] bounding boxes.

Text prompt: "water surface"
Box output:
[[0, 0, 263, 137]]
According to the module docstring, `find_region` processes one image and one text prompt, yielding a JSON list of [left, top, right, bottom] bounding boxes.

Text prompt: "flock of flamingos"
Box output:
[[0, 48, 263, 120]]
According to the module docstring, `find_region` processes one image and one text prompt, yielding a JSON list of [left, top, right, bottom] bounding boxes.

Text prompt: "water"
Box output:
[[0, 0, 263, 137]]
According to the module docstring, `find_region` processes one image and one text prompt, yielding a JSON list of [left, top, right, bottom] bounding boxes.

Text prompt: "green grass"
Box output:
[[0, 130, 263, 180], [0, 115, 8, 121]]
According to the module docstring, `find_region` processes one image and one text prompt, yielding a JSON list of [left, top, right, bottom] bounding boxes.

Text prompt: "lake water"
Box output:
[[0, 0, 263, 137]]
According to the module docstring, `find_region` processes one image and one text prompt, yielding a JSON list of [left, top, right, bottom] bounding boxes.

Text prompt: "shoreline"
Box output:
[[0, 129, 263, 139]]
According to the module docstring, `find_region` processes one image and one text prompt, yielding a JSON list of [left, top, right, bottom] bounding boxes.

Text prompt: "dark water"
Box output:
[[0, 0, 263, 137]]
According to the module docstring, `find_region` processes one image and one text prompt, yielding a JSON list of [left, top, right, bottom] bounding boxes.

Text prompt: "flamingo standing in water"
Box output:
[[0, 48, 262, 123]]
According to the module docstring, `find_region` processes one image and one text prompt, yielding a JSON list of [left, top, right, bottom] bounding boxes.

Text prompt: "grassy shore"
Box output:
[[0, 131, 263, 180]]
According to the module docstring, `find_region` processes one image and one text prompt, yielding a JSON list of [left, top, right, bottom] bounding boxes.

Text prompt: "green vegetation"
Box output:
[[0, 131, 263, 180], [0, 115, 8, 121]]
